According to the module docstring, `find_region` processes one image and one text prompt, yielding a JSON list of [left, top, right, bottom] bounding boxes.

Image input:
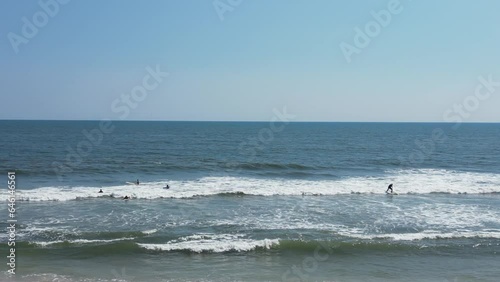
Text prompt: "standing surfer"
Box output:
[[386, 183, 394, 194]]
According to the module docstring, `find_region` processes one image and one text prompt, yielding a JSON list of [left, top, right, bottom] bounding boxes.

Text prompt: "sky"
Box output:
[[1, 0, 499, 122]]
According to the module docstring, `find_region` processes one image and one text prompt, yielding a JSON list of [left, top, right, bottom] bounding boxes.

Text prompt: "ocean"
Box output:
[[1, 121, 499, 281]]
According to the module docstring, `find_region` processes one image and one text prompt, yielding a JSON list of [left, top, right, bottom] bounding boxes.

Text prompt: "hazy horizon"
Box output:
[[3, 119, 500, 124]]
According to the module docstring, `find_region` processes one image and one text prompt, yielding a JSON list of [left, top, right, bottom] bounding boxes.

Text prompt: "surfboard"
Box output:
[[126, 182, 137, 185]]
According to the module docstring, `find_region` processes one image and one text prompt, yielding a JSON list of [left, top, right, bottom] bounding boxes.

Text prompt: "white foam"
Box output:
[[2, 169, 500, 201], [32, 237, 135, 247], [142, 229, 158, 235], [411, 203, 500, 228], [340, 230, 500, 241], [13, 273, 76, 282], [138, 233, 279, 253]]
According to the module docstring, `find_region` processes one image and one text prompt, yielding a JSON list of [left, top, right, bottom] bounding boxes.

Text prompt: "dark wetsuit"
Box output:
[[386, 184, 393, 193]]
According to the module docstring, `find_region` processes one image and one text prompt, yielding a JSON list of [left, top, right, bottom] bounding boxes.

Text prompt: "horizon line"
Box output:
[[1, 119, 500, 124]]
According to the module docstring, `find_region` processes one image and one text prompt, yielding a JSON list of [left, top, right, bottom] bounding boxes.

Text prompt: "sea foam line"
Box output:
[[31, 237, 135, 247], [339, 230, 500, 241], [3, 169, 500, 202], [138, 233, 279, 253]]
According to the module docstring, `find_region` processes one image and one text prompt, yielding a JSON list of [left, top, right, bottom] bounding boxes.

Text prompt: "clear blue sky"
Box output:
[[1, 0, 499, 121]]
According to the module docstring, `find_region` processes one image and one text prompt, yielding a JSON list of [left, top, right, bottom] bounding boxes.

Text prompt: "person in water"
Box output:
[[386, 183, 394, 194], [123, 195, 130, 200], [98, 189, 103, 193], [164, 184, 170, 189], [136, 179, 140, 185]]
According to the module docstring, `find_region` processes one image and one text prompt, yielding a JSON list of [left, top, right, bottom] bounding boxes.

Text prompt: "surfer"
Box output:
[[98, 189, 103, 193], [386, 183, 394, 194], [123, 195, 130, 200], [164, 184, 170, 189], [136, 179, 140, 185]]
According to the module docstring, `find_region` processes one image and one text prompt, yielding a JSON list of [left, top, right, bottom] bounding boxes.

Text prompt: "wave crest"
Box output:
[[3, 169, 500, 202]]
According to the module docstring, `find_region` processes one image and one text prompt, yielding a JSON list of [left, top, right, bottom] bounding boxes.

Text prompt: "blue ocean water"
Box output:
[[1, 121, 500, 281], [2, 121, 500, 186]]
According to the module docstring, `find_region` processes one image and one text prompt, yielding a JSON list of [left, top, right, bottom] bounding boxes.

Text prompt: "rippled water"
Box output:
[[1, 121, 499, 281]]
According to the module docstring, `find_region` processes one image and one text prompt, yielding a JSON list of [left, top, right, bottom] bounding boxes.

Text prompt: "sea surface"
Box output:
[[1, 121, 499, 281]]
